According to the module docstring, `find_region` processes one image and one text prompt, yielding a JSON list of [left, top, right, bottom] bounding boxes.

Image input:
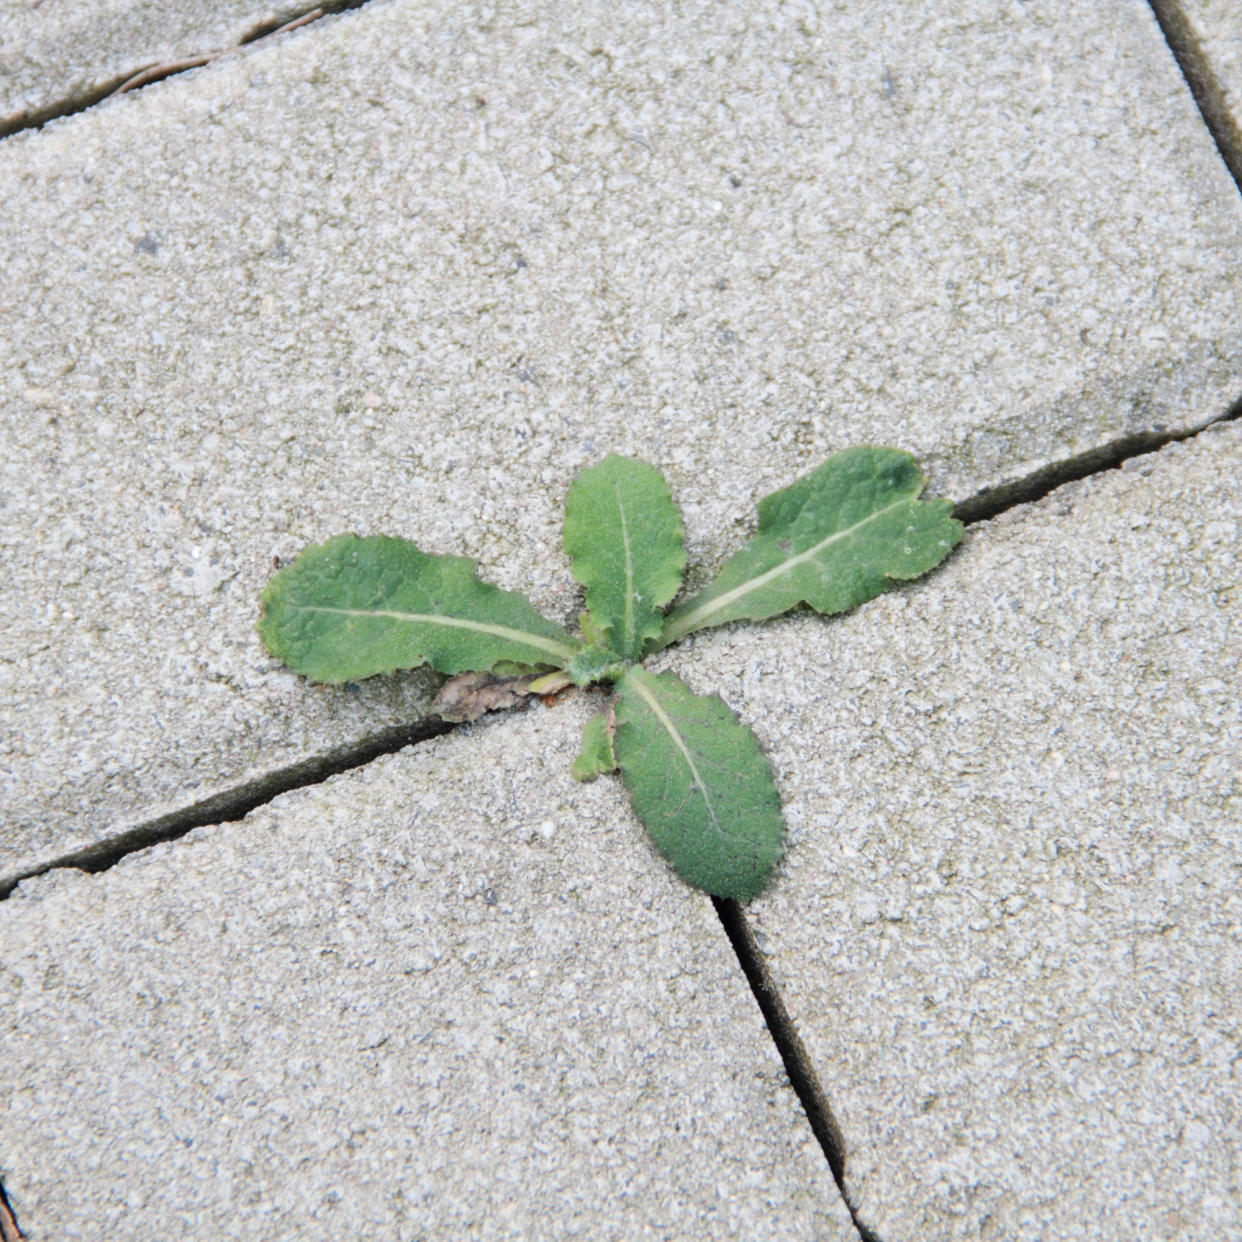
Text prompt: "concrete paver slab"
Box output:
[[0, 694, 856, 1240], [665, 423, 1242, 1238], [0, 0, 319, 133], [5, 1, 1242, 883]]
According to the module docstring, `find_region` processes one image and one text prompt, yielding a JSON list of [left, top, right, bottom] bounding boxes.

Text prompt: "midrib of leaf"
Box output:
[[616, 480, 637, 655], [297, 605, 578, 663], [626, 670, 721, 833], [662, 493, 909, 642]]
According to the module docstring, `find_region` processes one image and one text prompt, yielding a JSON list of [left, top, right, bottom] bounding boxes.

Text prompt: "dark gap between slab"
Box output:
[[0, 0, 371, 141], [952, 394, 1242, 525], [0, 71, 138, 140], [714, 898, 882, 1242], [0, 718, 452, 901], [0, 1179, 21, 1242], [1148, 1, 1242, 196]]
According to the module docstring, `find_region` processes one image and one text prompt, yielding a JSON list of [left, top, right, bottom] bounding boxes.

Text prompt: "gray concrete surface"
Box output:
[[0, 694, 858, 1240], [0, 0, 318, 132], [5, 0, 1242, 890], [665, 423, 1242, 1239]]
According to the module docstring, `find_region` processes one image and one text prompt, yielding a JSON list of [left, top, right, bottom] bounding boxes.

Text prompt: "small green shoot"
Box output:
[[259, 447, 962, 901]]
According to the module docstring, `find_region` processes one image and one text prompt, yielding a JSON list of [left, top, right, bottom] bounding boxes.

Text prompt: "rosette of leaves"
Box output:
[[259, 447, 962, 901]]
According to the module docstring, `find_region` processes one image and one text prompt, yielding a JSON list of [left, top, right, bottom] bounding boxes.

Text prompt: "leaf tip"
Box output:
[[572, 706, 618, 781]]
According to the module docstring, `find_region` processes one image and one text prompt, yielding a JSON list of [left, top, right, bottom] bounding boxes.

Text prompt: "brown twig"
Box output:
[[250, 8, 326, 41], [111, 56, 213, 96], [108, 8, 326, 98]]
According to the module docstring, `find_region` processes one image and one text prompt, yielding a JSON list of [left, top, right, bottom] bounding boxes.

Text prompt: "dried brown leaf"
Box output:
[[433, 671, 540, 722]]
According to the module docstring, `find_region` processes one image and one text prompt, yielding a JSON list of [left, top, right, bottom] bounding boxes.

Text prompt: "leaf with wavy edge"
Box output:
[[614, 666, 783, 901], [563, 455, 685, 661], [259, 534, 578, 683], [660, 446, 962, 646]]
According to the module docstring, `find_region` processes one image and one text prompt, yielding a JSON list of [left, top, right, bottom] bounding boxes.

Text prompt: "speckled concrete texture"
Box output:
[[665, 423, 1242, 1239], [5, 2, 1242, 895], [0, 695, 856, 1241], [0, 0, 315, 131]]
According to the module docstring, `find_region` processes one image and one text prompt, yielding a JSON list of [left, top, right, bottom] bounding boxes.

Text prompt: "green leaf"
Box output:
[[565, 645, 626, 688], [563, 455, 686, 661], [259, 534, 578, 683], [613, 666, 784, 901], [571, 708, 618, 782], [577, 610, 610, 650], [660, 446, 962, 645]]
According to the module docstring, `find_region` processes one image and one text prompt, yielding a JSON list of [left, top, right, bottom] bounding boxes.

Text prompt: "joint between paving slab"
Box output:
[[952, 391, 1242, 525], [0, 717, 452, 900], [1148, 1, 1242, 196], [0, 1178, 21, 1242], [713, 898, 883, 1242], [0, 0, 371, 141]]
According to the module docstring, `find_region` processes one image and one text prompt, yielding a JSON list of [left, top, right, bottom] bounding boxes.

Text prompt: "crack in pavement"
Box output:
[[0, 1180, 21, 1242], [1148, 0, 1242, 197], [0, 717, 452, 900], [0, 0, 372, 141], [953, 393, 1242, 526], [714, 896, 881, 1241]]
